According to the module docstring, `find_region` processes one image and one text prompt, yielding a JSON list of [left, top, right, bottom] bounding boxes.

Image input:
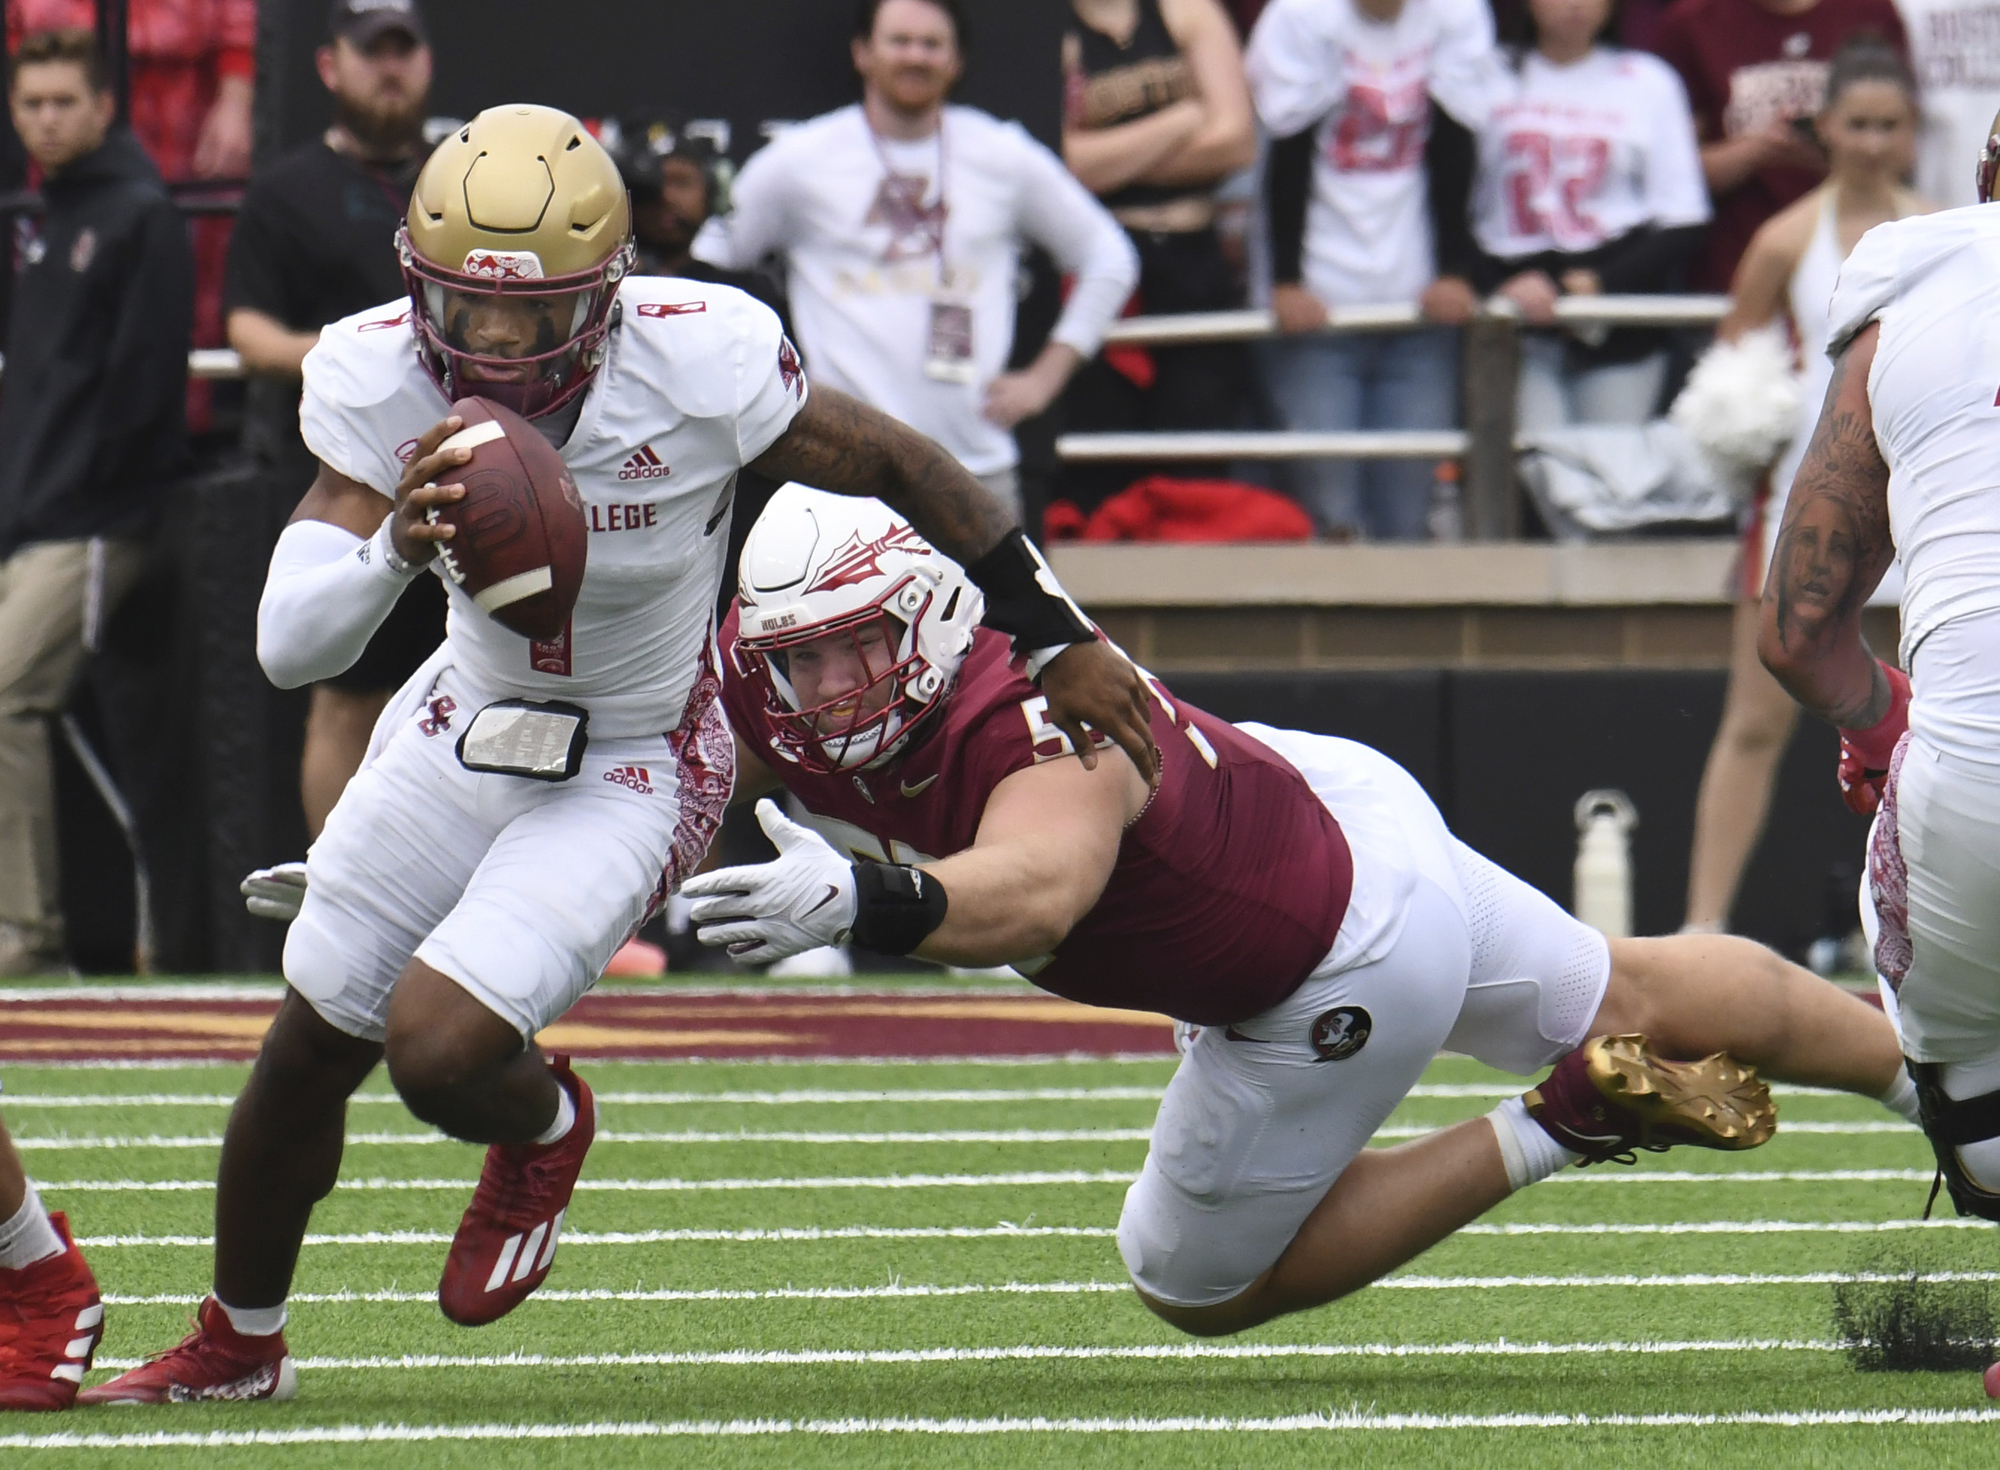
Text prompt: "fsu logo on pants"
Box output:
[[1309, 1006, 1372, 1062]]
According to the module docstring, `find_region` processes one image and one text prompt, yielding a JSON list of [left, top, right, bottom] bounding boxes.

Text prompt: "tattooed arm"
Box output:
[[749, 386, 1161, 784], [1756, 321, 1897, 729], [750, 385, 1014, 562]]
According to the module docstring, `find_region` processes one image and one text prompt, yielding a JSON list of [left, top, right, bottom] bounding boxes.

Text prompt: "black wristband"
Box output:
[[965, 527, 1094, 654], [850, 861, 949, 956]]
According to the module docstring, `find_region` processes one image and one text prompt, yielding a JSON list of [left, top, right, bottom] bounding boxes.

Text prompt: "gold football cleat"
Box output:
[[1525, 1032, 1777, 1163]]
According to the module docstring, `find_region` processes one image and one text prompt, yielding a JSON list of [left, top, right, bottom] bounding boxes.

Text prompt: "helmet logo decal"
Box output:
[[462, 249, 546, 280], [807, 525, 932, 595]]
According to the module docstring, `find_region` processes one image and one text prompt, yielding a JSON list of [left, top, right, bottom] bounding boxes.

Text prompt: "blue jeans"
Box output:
[[1258, 327, 1460, 541]]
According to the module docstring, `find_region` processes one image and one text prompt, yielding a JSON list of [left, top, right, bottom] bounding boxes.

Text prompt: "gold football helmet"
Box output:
[[399, 104, 634, 418]]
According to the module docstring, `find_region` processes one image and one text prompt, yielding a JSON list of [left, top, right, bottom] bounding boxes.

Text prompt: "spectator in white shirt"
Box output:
[[1898, 0, 2000, 207], [692, 0, 1139, 520], [1465, 0, 1711, 430], [1247, 0, 1504, 540]]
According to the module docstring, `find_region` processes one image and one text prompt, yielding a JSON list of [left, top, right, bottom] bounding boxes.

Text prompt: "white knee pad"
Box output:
[[1942, 1052, 2000, 1192]]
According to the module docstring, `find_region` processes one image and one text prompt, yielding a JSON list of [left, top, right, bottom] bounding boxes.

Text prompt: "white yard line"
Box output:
[[11, 1128, 1163, 1150], [9, 1407, 2000, 1448], [76, 1225, 1118, 1247], [98, 1269, 1998, 1308], [86, 1337, 1851, 1372], [0, 1081, 1860, 1107], [32, 1167, 1940, 1194], [0, 1087, 1172, 1108], [69, 1216, 1990, 1249], [102, 1282, 1135, 1306], [35, 1176, 1144, 1200]]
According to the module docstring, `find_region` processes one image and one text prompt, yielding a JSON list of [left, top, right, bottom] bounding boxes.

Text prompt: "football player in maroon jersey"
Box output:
[[687, 484, 1923, 1336]]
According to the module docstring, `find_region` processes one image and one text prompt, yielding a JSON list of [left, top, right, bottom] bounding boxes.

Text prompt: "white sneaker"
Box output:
[[767, 946, 853, 979]]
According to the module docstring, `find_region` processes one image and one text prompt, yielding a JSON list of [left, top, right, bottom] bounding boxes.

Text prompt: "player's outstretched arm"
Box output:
[[683, 750, 1148, 968], [751, 387, 1159, 784], [910, 748, 1151, 967], [1757, 322, 1897, 729]]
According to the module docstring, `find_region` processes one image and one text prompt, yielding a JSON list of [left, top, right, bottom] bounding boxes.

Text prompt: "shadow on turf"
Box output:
[[1833, 1241, 1998, 1372]]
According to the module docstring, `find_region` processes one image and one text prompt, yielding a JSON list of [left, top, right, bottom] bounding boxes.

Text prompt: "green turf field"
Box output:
[[5, 1048, 1999, 1467]]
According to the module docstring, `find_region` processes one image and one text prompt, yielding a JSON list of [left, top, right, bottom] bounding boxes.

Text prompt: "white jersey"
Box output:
[[1470, 48, 1708, 260], [691, 104, 1136, 477], [1826, 205, 2000, 762], [1246, 0, 1505, 307], [1903, 0, 2000, 210], [299, 276, 807, 739]]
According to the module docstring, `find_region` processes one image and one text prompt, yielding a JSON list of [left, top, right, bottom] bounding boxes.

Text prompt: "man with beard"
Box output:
[[222, 0, 447, 838]]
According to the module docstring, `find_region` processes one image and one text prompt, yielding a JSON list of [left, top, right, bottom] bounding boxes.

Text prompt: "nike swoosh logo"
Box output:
[[900, 774, 939, 798], [803, 884, 842, 917]]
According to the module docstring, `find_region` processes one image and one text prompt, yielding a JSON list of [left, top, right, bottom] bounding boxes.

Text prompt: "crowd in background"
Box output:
[[0, 0, 1994, 974]]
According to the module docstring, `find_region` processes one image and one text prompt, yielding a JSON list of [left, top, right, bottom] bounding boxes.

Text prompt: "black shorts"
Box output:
[[323, 571, 448, 695]]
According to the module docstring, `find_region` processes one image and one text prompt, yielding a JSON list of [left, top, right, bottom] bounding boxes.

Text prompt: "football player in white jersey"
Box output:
[[84, 104, 1155, 1406], [1758, 111, 2000, 1235]]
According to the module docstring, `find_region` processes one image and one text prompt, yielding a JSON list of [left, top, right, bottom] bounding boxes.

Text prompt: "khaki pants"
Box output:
[[0, 538, 145, 957]]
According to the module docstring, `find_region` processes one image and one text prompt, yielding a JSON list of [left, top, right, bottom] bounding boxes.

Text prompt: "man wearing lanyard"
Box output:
[[693, 0, 1138, 522], [222, 0, 446, 838]]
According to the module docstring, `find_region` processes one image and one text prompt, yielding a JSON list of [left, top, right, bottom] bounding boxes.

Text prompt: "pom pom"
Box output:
[[1668, 325, 1804, 484]]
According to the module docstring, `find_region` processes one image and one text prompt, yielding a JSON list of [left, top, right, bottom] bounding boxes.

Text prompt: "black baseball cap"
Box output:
[[328, 0, 427, 47]]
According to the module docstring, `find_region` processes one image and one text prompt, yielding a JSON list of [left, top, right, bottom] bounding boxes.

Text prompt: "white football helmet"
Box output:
[[735, 484, 984, 772]]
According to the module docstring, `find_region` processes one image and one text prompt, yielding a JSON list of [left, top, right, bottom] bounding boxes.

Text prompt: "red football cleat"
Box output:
[[0, 1212, 103, 1411], [1524, 1033, 1777, 1164], [75, 1295, 293, 1405], [438, 1054, 596, 1326]]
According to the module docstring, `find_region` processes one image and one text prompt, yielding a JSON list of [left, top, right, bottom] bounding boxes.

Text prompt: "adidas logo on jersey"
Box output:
[[617, 445, 671, 481], [604, 765, 654, 795]]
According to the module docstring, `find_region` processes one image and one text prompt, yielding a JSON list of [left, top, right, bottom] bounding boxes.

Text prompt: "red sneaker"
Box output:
[[438, 1054, 596, 1326], [1524, 1033, 1777, 1164], [76, 1296, 294, 1405], [0, 1213, 103, 1411]]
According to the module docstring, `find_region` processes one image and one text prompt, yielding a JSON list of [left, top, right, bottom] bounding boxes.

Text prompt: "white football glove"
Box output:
[[683, 799, 856, 963], [240, 862, 309, 922]]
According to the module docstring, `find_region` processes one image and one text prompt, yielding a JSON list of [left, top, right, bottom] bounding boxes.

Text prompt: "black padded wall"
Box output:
[[255, 0, 1065, 167]]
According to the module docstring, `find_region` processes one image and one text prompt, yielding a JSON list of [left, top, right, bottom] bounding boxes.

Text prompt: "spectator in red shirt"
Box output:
[[1651, 0, 1906, 291], [9, 0, 256, 428]]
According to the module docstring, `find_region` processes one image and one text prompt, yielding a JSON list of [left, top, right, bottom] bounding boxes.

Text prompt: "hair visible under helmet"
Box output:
[[734, 485, 984, 773], [399, 104, 634, 420]]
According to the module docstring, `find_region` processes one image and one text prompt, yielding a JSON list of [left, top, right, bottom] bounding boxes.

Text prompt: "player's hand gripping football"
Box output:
[[1836, 661, 1912, 816], [683, 799, 858, 963], [1040, 641, 1159, 787], [387, 415, 472, 566]]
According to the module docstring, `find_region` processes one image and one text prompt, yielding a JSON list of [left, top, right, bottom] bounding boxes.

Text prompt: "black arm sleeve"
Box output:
[[1425, 104, 1479, 283], [1265, 129, 1315, 287]]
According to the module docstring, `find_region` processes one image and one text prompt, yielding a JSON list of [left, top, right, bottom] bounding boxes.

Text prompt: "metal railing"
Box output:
[[1063, 293, 1733, 540]]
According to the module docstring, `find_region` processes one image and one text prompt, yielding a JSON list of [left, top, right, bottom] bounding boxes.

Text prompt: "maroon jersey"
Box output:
[[720, 606, 1353, 1024], [1650, 0, 1907, 292]]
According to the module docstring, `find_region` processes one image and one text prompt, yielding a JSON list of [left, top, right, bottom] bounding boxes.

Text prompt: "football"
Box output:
[[426, 396, 588, 640]]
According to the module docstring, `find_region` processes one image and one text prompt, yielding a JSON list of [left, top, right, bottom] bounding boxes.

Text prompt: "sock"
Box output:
[[0, 1183, 64, 1269], [1486, 1096, 1582, 1193], [533, 1083, 577, 1147], [1878, 1069, 1922, 1126], [217, 1298, 287, 1337]]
